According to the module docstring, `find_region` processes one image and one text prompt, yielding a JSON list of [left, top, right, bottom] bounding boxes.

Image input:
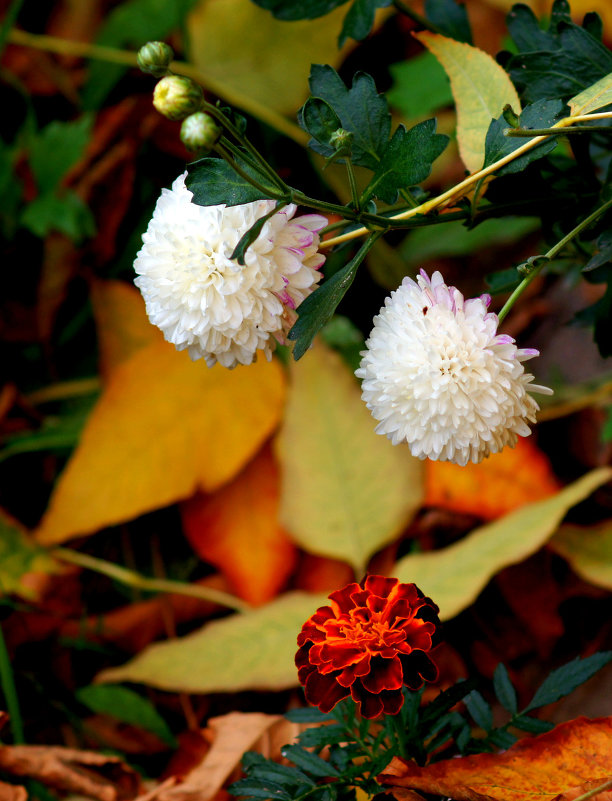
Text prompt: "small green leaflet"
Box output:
[[362, 119, 448, 204], [464, 690, 493, 732], [338, 0, 391, 47], [28, 116, 93, 193], [186, 157, 278, 207], [300, 98, 343, 152], [493, 663, 517, 715], [424, 0, 472, 44], [250, 0, 349, 20], [387, 52, 454, 119], [524, 651, 612, 712]]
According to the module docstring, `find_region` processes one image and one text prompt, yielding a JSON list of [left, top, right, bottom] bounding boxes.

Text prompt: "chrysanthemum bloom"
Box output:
[[296, 576, 440, 719], [134, 173, 326, 368], [356, 270, 553, 466]]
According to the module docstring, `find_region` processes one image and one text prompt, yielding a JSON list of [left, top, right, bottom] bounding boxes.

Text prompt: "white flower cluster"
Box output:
[[356, 270, 552, 465], [134, 173, 325, 368]]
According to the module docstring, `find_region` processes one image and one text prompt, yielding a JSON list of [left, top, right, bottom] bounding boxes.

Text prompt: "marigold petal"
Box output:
[[321, 642, 366, 669], [401, 651, 439, 689], [328, 582, 361, 613], [304, 670, 349, 713], [350, 683, 384, 719], [364, 575, 399, 599], [381, 690, 405, 716], [361, 656, 404, 693]]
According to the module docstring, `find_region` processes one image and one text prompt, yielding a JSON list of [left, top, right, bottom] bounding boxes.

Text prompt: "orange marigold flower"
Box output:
[[296, 575, 441, 719]]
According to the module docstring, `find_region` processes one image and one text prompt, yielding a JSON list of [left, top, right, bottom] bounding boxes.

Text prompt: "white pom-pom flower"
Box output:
[[134, 173, 326, 368], [356, 270, 553, 466]]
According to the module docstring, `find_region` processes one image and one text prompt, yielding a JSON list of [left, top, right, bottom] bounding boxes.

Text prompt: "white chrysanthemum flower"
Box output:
[[134, 172, 326, 368], [356, 270, 553, 466]]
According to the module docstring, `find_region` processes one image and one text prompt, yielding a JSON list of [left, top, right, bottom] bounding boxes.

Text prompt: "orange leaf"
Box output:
[[181, 445, 296, 606], [35, 343, 285, 545], [425, 437, 560, 520], [379, 716, 612, 801]]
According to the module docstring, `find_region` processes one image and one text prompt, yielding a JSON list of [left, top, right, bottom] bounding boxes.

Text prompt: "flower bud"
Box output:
[[137, 41, 174, 77], [329, 128, 353, 153], [180, 112, 222, 152], [153, 75, 203, 121]]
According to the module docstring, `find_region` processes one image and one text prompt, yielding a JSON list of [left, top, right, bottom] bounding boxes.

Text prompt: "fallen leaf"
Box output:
[[415, 31, 521, 173], [379, 716, 612, 801], [0, 782, 26, 801], [425, 437, 560, 520], [551, 521, 612, 590], [555, 778, 612, 801], [0, 745, 141, 801], [181, 444, 297, 606], [395, 468, 611, 619], [96, 591, 326, 692], [569, 72, 612, 116], [276, 340, 423, 574], [35, 342, 285, 545]]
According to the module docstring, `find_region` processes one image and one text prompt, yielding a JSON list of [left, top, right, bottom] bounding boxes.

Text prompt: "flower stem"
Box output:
[[214, 142, 288, 200], [52, 548, 250, 612], [497, 196, 612, 324], [0, 0, 26, 57], [345, 156, 360, 211], [0, 623, 25, 744], [505, 125, 612, 137]]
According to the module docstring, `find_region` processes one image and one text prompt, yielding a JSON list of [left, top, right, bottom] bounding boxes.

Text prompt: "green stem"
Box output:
[[399, 188, 420, 209], [497, 196, 612, 324], [0, 0, 26, 57], [345, 156, 360, 211], [505, 125, 612, 137], [392, 0, 445, 34], [290, 190, 361, 221], [214, 142, 287, 200], [567, 778, 612, 801], [52, 548, 250, 612], [0, 624, 25, 743], [389, 713, 408, 759]]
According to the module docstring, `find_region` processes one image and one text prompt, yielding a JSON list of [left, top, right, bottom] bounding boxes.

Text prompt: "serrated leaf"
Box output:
[[415, 31, 521, 173], [387, 52, 454, 119], [362, 119, 448, 204], [339, 0, 390, 46], [303, 65, 390, 169], [281, 745, 339, 778], [514, 716, 555, 735], [28, 116, 93, 192], [186, 157, 278, 207], [96, 592, 326, 691], [276, 341, 424, 574], [569, 71, 612, 115], [76, 685, 176, 746], [525, 652, 612, 712], [493, 664, 518, 715], [395, 468, 612, 619], [424, 0, 472, 44], [483, 99, 566, 175], [300, 98, 343, 150], [464, 690, 493, 732], [21, 191, 96, 242]]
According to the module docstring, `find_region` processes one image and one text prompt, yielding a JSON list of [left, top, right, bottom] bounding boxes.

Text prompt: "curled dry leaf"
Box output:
[[379, 716, 612, 801], [0, 745, 141, 801]]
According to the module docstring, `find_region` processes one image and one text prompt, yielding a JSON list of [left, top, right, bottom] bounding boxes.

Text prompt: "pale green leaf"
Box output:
[[414, 31, 521, 173], [395, 468, 611, 620], [275, 341, 424, 574], [96, 592, 327, 692], [550, 520, 612, 589], [569, 71, 612, 116]]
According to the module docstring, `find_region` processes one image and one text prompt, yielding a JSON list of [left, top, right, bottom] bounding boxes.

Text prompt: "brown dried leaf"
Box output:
[[0, 781, 27, 801]]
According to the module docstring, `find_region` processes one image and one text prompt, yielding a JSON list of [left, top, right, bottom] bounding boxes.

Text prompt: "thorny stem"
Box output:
[[53, 548, 250, 612], [0, 624, 25, 743], [497, 196, 612, 324]]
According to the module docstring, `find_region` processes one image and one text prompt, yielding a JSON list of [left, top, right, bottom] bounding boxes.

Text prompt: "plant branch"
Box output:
[[52, 548, 250, 612], [392, 0, 445, 34], [214, 142, 287, 200], [505, 125, 612, 137]]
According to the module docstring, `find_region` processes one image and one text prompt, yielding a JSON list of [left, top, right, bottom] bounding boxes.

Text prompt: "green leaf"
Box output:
[[302, 65, 390, 169], [488, 730, 518, 749], [485, 267, 522, 295], [96, 592, 327, 692], [583, 230, 612, 272], [285, 707, 335, 723], [243, 754, 315, 787], [424, 0, 472, 44], [21, 190, 96, 241], [551, 518, 612, 588], [576, 264, 612, 357], [277, 341, 424, 574], [76, 684, 177, 746], [229, 778, 292, 800], [493, 664, 517, 715], [250, 0, 349, 20], [464, 690, 493, 732], [361, 119, 448, 204], [319, 315, 365, 373], [281, 745, 340, 778], [288, 236, 376, 360], [569, 71, 612, 116], [300, 97, 343, 150], [338, 0, 391, 46], [185, 157, 278, 207], [483, 99, 566, 174], [394, 468, 612, 620], [230, 202, 285, 265], [297, 724, 348, 747], [28, 116, 93, 192], [419, 679, 478, 728], [525, 652, 612, 712], [387, 52, 454, 119], [0, 512, 58, 599], [514, 715, 555, 734]]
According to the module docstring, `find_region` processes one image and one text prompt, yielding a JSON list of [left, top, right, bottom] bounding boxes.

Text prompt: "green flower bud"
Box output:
[[329, 128, 354, 154], [153, 75, 203, 121], [181, 112, 222, 153], [137, 41, 174, 77]]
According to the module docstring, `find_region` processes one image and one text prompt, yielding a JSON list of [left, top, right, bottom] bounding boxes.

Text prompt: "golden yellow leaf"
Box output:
[[35, 343, 285, 545], [569, 72, 612, 116], [415, 31, 521, 173], [275, 341, 424, 575], [551, 520, 612, 590], [395, 468, 611, 619]]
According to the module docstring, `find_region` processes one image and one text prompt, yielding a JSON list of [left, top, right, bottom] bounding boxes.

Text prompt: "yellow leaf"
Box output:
[[35, 343, 285, 545], [395, 468, 611, 620], [187, 0, 352, 116], [569, 72, 612, 116], [97, 591, 327, 692], [415, 31, 521, 173], [0, 510, 59, 599], [551, 520, 612, 590], [275, 341, 424, 575]]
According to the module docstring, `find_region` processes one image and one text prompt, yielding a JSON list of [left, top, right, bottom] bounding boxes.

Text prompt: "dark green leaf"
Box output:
[[281, 744, 340, 778], [464, 690, 493, 732], [229, 778, 292, 800], [525, 651, 612, 712], [362, 118, 448, 204], [419, 678, 478, 728], [488, 729, 518, 749], [302, 65, 390, 169], [387, 52, 453, 118], [186, 157, 278, 207], [424, 0, 472, 44], [493, 664, 518, 715], [320, 315, 365, 372], [576, 264, 612, 357], [485, 267, 522, 294], [298, 723, 348, 747], [20, 190, 96, 241], [483, 99, 566, 174], [300, 98, 343, 150], [338, 0, 391, 46], [248, 760, 315, 787], [230, 203, 285, 265], [514, 715, 555, 734], [506, 4, 555, 52], [285, 707, 336, 723], [28, 116, 93, 192], [76, 685, 177, 746], [583, 229, 612, 272], [288, 236, 377, 359], [250, 0, 349, 20]]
